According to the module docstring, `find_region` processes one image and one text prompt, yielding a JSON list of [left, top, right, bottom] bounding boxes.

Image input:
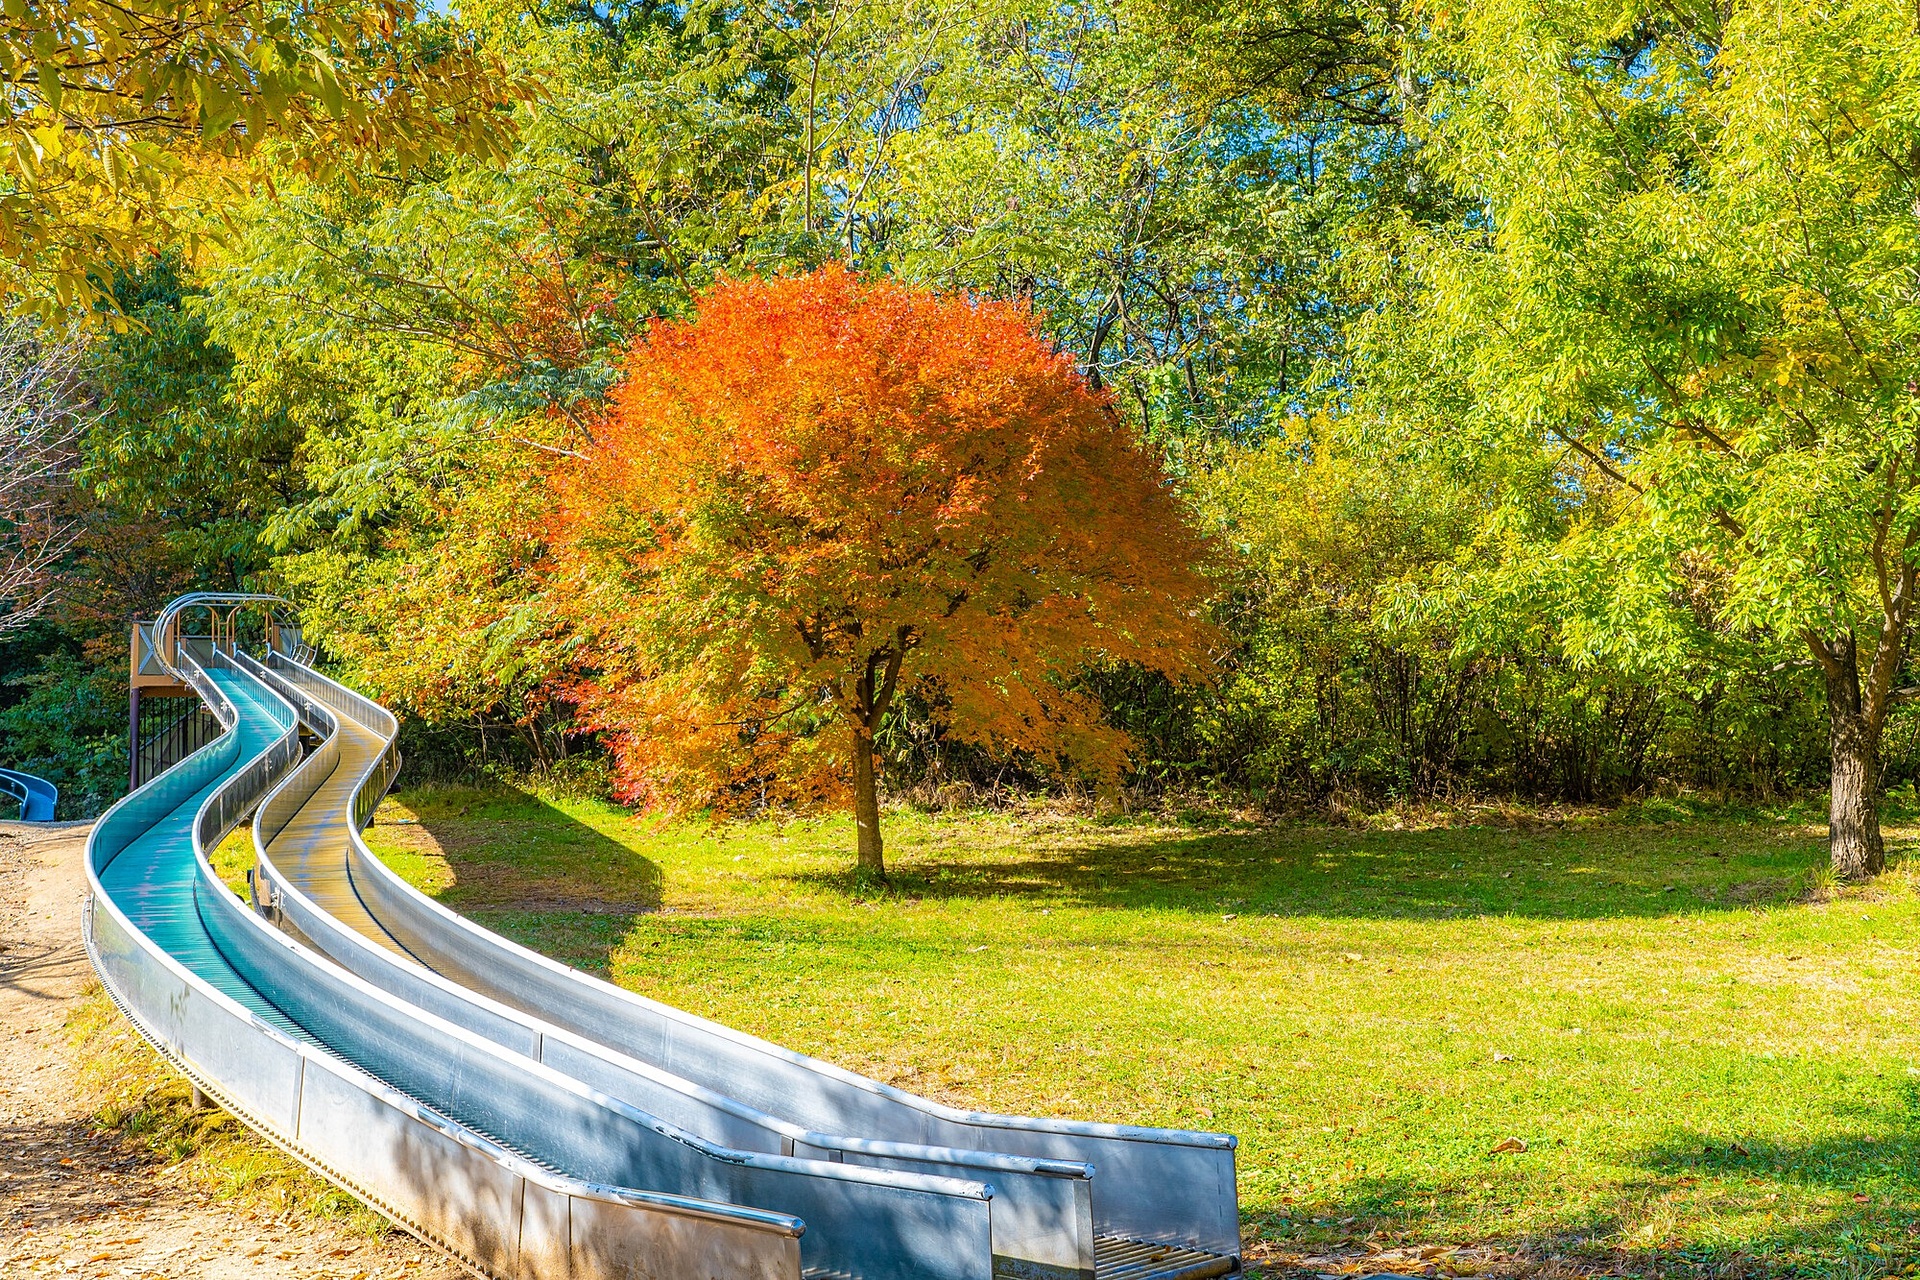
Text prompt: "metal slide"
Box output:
[[87, 594, 1242, 1280], [1, 765, 57, 820]]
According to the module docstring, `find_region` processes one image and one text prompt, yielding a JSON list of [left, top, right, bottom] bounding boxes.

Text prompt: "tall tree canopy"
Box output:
[[13, 0, 1882, 840], [190, 0, 1372, 762], [1350, 0, 1920, 875], [551, 267, 1219, 872]]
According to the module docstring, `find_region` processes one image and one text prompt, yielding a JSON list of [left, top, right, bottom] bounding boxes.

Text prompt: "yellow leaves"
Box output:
[[98, 140, 123, 193], [10, 136, 40, 184], [310, 59, 348, 120], [0, 0, 530, 315], [1778, 283, 1832, 332], [35, 62, 61, 113]]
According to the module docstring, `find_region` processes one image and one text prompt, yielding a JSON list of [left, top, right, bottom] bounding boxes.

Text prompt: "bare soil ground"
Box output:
[[0, 820, 466, 1280]]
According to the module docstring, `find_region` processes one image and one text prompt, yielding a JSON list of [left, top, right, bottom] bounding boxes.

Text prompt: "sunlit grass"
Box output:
[[208, 826, 253, 897], [360, 785, 1920, 1275]]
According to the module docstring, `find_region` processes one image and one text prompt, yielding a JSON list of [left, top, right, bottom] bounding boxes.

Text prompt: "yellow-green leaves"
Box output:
[[1358, 0, 1920, 659], [0, 0, 532, 318]]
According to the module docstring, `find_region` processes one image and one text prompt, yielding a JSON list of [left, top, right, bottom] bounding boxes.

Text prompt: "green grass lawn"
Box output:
[[360, 786, 1920, 1277]]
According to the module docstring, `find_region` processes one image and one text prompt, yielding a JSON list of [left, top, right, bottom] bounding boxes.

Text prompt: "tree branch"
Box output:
[[1548, 423, 1646, 495]]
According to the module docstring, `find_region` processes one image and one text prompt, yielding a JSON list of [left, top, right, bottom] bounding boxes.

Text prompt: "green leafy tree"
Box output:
[[1352, 0, 1920, 875], [1, 256, 303, 814], [1197, 437, 1494, 797], [85, 255, 304, 580], [194, 10, 739, 744], [861, 0, 1388, 446]]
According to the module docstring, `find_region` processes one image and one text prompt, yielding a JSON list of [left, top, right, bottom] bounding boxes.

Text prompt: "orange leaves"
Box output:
[[449, 253, 620, 392], [549, 266, 1219, 815]]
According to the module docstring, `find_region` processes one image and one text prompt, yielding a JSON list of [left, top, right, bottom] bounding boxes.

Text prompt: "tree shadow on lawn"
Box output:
[[366, 787, 662, 976], [794, 819, 1863, 923], [1242, 1128, 1920, 1277]]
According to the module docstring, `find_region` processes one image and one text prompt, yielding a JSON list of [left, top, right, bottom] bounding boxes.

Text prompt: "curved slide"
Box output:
[[86, 595, 1242, 1280], [2, 766, 57, 820]]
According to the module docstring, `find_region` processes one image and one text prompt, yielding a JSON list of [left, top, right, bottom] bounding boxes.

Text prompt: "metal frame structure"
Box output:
[[128, 593, 308, 792], [130, 695, 224, 791], [87, 592, 1243, 1280]]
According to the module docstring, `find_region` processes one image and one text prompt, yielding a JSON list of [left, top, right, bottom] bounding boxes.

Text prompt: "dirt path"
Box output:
[[0, 820, 466, 1280]]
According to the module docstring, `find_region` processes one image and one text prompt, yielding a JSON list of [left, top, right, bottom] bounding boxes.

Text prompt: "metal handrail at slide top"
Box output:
[[86, 592, 1243, 1280]]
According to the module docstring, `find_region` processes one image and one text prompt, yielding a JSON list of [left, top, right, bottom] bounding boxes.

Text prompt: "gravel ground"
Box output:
[[0, 819, 466, 1280]]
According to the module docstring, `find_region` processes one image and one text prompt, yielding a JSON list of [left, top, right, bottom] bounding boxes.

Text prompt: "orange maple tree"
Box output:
[[550, 266, 1218, 874]]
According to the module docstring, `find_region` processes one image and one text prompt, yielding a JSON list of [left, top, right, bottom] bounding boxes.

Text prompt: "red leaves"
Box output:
[[549, 266, 1218, 814]]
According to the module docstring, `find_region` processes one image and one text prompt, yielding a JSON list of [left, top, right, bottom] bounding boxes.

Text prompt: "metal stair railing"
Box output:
[[132, 695, 224, 790]]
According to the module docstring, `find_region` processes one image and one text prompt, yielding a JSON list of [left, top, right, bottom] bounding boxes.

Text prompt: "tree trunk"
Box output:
[[1823, 638, 1886, 880], [853, 734, 884, 877]]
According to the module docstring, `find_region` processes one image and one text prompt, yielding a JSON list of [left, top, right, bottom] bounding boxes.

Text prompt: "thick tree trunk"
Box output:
[[853, 734, 885, 877], [1822, 637, 1886, 880], [844, 641, 907, 878]]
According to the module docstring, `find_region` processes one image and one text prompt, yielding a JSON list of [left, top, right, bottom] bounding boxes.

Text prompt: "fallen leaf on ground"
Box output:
[[1488, 1137, 1528, 1154]]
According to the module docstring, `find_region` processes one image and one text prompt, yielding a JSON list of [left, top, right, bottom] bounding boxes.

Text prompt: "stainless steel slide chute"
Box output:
[[87, 593, 1243, 1280], [244, 648, 1242, 1278], [233, 649, 1102, 1280], [84, 612, 814, 1279]]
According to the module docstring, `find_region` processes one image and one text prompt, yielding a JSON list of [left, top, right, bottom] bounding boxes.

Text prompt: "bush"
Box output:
[[0, 646, 128, 818]]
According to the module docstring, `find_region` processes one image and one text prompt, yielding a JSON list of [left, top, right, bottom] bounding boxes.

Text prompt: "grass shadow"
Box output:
[[1238, 1169, 1633, 1276], [1235, 1123, 1920, 1278], [364, 783, 662, 975], [787, 815, 1872, 922]]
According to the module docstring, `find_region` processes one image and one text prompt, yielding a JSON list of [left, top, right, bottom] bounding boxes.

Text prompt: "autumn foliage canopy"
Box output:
[[550, 267, 1217, 871]]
